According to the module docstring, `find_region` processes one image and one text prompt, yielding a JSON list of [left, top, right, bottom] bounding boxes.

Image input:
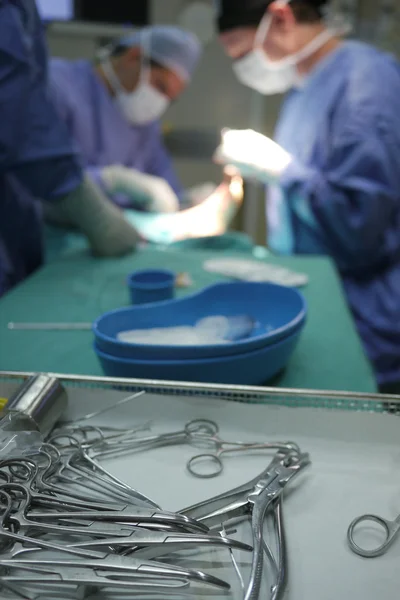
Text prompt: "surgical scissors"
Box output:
[[186, 430, 301, 478], [347, 510, 400, 558]]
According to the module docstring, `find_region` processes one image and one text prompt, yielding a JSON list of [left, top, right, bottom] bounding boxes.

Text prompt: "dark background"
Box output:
[[77, 0, 149, 26]]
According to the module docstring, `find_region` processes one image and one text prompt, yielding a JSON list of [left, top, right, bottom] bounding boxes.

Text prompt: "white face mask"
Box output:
[[233, 5, 335, 95], [102, 58, 170, 125]]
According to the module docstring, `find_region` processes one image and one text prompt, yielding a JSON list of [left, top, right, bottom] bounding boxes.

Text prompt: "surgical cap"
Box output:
[[117, 26, 201, 82], [215, 0, 330, 32]]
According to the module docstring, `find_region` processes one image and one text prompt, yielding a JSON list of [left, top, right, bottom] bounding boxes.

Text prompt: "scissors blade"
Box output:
[[66, 530, 253, 558], [27, 507, 209, 534], [31, 493, 122, 512], [10, 516, 144, 540], [0, 557, 231, 590]]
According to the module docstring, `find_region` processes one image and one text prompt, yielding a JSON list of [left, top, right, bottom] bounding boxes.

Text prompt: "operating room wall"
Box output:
[[347, 0, 400, 55]]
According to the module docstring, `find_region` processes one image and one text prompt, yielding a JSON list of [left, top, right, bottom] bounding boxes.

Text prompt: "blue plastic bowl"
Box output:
[[93, 281, 307, 361], [94, 328, 302, 386], [127, 269, 175, 305]]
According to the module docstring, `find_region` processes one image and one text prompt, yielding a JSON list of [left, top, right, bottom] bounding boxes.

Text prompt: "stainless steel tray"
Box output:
[[1, 371, 399, 600], [1, 370, 399, 413]]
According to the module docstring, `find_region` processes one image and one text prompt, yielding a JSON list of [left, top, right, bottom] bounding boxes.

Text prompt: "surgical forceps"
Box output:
[[75, 418, 300, 482], [1, 478, 209, 536], [7, 480, 251, 557], [46, 435, 158, 508], [0, 454, 210, 535], [0, 455, 124, 513], [183, 450, 311, 600], [348, 509, 400, 558], [0, 557, 230, 591], [0, 489, 243, 593], [186, 428, 301, 478], [87, 419, 219, 460]]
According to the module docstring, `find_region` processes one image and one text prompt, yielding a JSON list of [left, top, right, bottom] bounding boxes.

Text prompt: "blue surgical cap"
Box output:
[[118, 26, 202, 82]]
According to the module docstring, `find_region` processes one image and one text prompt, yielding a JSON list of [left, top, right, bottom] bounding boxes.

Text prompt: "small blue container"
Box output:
[[127, 269, 175, 305], [94, 328, 302, 385], [93, 281, 307, 361]]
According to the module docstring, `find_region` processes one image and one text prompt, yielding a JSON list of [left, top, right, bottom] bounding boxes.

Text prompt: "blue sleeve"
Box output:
[[49, 70, 105, 193], [48, 61, 74, 125], [0, 2, 33, 167], [0, 2, 82, 200], [143, 123, 184, 202], [280, 98, 400, 270]]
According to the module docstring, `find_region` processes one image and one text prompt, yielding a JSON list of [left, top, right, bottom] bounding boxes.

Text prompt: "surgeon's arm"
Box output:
[[279, 119, 400, 270], [0, 4, 138, 257], [0, 5, 32, 167], [0, 4, 78, 201], [54, 176, 140, 256]]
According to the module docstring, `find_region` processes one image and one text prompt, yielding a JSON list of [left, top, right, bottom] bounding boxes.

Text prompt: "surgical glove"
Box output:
[[123, 176, 243, 245], [54, 176, 139, 257], [214, 129, 292, 184], [101, 165, 180, 213]]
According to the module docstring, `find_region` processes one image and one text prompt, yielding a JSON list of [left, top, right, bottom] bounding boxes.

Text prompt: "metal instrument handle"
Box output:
[[187, 454, 223, 478], [347, 513, 400, 558]]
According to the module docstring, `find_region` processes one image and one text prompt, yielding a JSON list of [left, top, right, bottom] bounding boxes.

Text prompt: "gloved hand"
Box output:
[[214, 129, 292, 184], [54, 176, 139, 257], [123, 175, 244, 245], [101, 165, 180, 213]]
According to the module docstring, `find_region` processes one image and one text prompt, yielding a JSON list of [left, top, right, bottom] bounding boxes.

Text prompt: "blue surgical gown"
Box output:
[[268, 41, 400, 385], [48, 59, 183, 208], [0, 0, 82, 296]]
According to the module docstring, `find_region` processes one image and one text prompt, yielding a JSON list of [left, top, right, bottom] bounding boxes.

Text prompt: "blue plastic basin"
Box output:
[[93, 281, 307, 361], [94, 328, 302, 386]]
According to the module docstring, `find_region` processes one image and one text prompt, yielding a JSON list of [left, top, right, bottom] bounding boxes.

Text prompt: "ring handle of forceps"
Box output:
[[185, 419, 219, 436], [347, 514, 400, 558], [187, 453, 223, 479]]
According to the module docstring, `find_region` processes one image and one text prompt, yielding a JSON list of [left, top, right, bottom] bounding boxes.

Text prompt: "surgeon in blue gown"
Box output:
[[215, 0, 400, 392], [0, 0, 138, 297], [48, 26, 202, 214]]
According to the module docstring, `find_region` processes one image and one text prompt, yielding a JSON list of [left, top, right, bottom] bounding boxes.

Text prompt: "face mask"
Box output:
[[102, 59, 170, 125], [233, 48, 297, 94], [233, 6, 335, 95]]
